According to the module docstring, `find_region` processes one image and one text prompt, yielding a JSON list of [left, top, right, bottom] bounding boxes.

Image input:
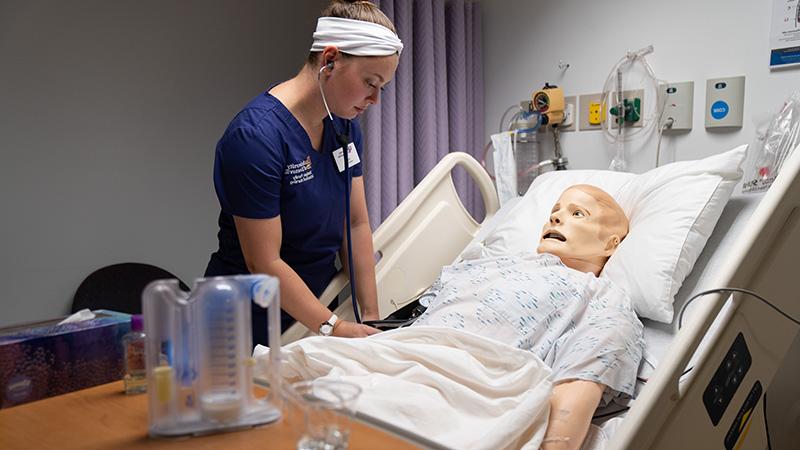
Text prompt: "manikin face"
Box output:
[[321, 51, 399, 119], [537, 187, 621, 268]]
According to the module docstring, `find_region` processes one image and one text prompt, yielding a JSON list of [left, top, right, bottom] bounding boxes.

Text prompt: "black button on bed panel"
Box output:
[[703, 332, 752, 426]]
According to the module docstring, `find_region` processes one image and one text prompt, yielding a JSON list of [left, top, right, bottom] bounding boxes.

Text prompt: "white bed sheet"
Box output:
[[258, 327, 553, 450], [269, 190, 766, 450]]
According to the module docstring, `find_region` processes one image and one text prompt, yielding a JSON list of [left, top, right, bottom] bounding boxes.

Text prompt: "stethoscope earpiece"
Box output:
[[320, 61, 334, 74]]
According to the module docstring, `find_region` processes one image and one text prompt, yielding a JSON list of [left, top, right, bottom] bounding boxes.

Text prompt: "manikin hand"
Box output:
[[332, 320, 380, 337]]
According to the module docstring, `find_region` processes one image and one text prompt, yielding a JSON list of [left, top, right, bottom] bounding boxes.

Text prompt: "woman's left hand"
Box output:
[[361, 311, 380, 322], [332, 320, 380, 338]]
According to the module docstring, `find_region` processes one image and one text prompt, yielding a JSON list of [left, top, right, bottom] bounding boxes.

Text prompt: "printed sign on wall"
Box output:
[[770, 0, 800, 68]]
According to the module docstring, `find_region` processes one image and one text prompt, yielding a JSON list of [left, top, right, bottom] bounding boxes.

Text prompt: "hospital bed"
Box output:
[[279, 148, 800, 449]]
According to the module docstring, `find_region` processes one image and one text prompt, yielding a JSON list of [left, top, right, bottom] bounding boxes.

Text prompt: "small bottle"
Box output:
[[123, 314, 147, 394]]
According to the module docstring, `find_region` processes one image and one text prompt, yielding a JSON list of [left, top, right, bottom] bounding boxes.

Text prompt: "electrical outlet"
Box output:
[[579, 93, 603, 131], [589, 102, 602, 124], [561, 96, 576, 132], [660, 81, 693, 131]]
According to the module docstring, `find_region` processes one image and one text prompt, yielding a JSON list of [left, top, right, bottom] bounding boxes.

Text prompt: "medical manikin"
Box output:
[[413, 185, 644, 450]]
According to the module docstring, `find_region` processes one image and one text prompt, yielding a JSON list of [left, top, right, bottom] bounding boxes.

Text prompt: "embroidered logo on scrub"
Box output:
[[285, 156, 314, 185]]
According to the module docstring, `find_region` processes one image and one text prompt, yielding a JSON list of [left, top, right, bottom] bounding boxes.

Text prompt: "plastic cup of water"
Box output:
[[286, 379, 362, 450]]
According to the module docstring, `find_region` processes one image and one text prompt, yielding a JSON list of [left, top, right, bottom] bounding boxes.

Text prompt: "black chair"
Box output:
[[71, 263, 190, 315]]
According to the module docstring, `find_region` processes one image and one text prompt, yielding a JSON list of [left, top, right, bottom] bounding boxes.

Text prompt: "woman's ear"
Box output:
[[320, 46, 340, 69]]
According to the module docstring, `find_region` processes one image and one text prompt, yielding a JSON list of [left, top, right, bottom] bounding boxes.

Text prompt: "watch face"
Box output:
[[320, 324, 333, 335]]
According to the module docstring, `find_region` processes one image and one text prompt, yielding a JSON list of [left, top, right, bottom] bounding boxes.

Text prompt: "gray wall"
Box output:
[[0, 0, 328, 326], [482, 0, 800, 174]]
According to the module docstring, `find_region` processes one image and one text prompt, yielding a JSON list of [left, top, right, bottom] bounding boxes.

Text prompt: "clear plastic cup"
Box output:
[[286, 379, 362, 450]]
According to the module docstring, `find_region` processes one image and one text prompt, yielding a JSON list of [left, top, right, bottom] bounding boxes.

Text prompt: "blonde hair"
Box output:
[[567, 184, 629, 241], [307, 0, 398, 65]]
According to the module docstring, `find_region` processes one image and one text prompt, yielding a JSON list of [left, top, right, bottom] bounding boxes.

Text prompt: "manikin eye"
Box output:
[[573, 210, 585, 217]]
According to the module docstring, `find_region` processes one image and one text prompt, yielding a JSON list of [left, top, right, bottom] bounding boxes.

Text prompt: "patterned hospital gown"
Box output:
[[413, 252, 644, 400]]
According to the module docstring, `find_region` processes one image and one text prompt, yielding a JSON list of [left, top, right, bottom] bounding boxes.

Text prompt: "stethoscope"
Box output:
[[318, 61, 361, 324]]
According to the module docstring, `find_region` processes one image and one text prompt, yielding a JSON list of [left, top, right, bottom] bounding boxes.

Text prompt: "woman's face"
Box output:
[[323, 54, 399, 119]]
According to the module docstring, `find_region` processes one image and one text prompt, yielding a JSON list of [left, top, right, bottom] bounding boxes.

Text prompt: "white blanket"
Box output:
[[258, 327, 553, 450]]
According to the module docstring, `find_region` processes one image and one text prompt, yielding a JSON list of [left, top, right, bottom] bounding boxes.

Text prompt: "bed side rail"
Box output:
[[281, 152, 499, 344], [611, 145, 800, 449]]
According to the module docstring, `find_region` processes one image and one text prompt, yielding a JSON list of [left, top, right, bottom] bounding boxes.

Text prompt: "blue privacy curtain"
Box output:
[[362, 0, 484, 229]]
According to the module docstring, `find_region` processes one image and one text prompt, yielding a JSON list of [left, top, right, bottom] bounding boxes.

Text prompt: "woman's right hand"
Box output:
[[332, 320, 380, 338]]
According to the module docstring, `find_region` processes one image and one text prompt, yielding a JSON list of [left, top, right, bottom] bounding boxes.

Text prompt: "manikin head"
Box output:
[[536, 184, 629, 276]]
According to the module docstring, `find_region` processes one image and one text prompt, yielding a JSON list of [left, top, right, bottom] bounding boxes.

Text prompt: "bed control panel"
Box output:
[[724, 380, 762, 450], [703, 332, 752, 426]]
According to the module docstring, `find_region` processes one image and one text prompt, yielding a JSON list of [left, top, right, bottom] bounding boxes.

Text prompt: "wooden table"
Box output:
[[0, 381, 421, 450]]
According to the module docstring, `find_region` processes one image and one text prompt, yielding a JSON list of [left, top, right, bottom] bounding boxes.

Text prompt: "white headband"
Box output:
[[311, 17, 403, 56]]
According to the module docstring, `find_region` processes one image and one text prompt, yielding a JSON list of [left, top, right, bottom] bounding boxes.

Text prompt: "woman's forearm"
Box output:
[[253, 257, 335, 331], [343, 221, 379, 317]]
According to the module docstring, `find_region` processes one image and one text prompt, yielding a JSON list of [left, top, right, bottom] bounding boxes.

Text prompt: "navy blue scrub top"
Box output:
[[205, 92, 363, 337]]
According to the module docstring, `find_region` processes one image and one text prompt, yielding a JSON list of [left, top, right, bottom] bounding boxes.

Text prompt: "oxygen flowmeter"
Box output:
[[531, 83, 568, 171], [532, 83, 565, 126]]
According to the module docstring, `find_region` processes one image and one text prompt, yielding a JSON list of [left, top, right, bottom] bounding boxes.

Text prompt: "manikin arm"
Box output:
[[541, 380, 604, 450]]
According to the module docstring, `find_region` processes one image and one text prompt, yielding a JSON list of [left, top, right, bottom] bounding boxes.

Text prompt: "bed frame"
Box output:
[[282, 147, 800, 449], [610, 146, 800, 449], [281, 152, 500, 344]]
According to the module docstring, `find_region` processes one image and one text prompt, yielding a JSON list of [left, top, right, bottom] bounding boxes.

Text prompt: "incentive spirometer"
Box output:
[[142, 274, 282, 437]]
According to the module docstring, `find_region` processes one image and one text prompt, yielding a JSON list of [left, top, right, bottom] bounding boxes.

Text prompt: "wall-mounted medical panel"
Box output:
[[660, 81, 694, 132], [705, 76, 745, 129], [578, 93, 604, 131]]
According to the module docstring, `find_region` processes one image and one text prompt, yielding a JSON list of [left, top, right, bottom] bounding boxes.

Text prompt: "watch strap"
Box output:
[[319, 313, 338, 336]]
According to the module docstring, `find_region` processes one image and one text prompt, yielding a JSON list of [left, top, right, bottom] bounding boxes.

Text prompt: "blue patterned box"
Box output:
[[0, 310, 131, 408]]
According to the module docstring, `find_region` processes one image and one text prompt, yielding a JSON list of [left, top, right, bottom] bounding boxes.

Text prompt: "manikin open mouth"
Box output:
[[543, 230, 566, 242]]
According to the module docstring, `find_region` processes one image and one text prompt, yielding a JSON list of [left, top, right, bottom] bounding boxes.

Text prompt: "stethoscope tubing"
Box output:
[[318, 65, 362, 324]]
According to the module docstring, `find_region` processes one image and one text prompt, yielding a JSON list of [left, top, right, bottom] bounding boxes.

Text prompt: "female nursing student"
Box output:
[[205, 0, 402, 345]]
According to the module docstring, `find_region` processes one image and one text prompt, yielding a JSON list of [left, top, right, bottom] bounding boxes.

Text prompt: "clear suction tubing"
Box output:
[[142, 274, 282, 437]]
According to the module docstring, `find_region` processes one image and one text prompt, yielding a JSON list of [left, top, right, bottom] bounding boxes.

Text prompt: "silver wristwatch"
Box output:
[[318, 314, 338, 336]]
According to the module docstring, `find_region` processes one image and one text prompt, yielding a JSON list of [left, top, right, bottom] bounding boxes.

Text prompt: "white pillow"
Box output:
[[464, 145, 747, 322]]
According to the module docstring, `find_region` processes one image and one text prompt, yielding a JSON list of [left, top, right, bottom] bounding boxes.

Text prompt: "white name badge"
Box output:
[[333, 142, 360, 172]]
